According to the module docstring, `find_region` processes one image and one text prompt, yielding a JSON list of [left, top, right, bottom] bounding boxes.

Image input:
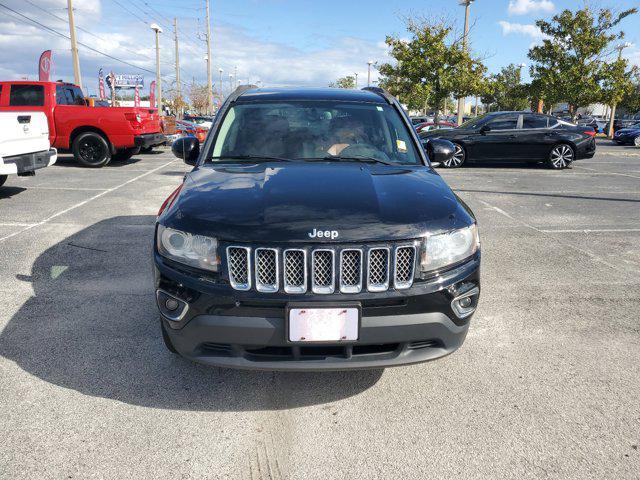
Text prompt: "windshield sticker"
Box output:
[[376, 106, 384, 111], [396, 139, 407, 152]]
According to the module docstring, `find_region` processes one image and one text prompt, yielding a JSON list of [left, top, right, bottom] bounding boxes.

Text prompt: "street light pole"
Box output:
[[174, 18, 182, 119], [205, 0, 213, 114], [218, 68, 223, 98], [367, 61, 373, 87], [608, 42, 632, 138], [150, 23, 163, 114], [457, 0, 474, 126], [67, 0, 82, 89]]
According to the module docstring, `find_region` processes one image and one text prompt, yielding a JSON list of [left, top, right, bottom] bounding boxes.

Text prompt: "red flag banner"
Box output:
[[134, 85, 140, 107], [38, 50, 52, 81], [150, 81, 156, 108]]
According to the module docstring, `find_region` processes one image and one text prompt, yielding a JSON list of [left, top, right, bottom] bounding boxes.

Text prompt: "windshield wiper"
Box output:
[[205, 155, 294, 163], [305, 156, 396, 166]]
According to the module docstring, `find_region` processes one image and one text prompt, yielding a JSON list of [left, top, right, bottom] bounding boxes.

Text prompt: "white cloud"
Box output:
[[508, 0, 554, 16], [498, 21, 548, 40]]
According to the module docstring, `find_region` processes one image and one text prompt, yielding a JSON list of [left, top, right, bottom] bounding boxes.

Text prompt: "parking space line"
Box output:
[[22, 186, 109, 191], [0, 222, 37, 227], [573, 165, 640, 180], [476, 199, 622, 271], [539, 228, 640, 233], [0, 159, 177, 243]]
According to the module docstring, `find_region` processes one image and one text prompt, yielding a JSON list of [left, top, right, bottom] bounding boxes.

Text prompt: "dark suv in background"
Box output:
[[155, 86, 481, 370], [420, 111, 597, 169]]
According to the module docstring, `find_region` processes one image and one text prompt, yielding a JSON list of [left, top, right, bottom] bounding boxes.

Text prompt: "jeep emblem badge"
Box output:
[[308, 228, 339, 240]]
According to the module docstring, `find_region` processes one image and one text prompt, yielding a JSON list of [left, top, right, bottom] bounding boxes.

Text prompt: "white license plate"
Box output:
[[288, 307, 359, 342]]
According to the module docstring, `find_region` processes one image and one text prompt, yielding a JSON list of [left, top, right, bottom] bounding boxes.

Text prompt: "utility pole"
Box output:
[[367, 61, 373, 87], [608, 42, 632, 138], [174, 18, 182, 119], [67, 0, 82, 89], [151, 23, 163, 114], [457, 0, 474, 126], [218, 68, 223, 97], [205, 0, 213, 114], [354, 73, 358, 88]]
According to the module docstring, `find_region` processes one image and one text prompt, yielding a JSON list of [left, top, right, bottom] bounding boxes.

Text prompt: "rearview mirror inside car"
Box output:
[[171, 137, 200, 166], [423, 138, 455, 167]]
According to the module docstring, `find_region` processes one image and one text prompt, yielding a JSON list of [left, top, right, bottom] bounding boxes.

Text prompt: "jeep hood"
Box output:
[[164, 162, 474, 243]]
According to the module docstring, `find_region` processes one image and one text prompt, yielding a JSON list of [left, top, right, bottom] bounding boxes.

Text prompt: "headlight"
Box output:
[[157, 224, 220, 272], [420, 224, 479, 273]]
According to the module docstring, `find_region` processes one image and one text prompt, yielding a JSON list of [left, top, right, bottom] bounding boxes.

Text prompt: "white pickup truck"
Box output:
[[0, 111, 57, 188]]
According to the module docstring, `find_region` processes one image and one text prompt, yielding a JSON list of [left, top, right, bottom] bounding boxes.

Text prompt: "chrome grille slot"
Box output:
[[227, 246, 251, 291], [312, 249, 335, 294], [339, 249, 362, 293], [394, 246, 416, 290], [255, 248, 278, 293], [283, 249, 307, 294], [367, 247, 390, 292]]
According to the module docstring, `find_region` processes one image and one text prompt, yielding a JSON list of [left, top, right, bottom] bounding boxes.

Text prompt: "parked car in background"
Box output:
[[577, 116, 607, 133], [183, 115, 214, 129], [415, 121, 456, 133], [0, 81, 165, 167], [175, 120, 208, 143], [613, 122, 640, 146], [613, 118, 637, 133], [0, 111, 56, 188], [420, 111, 596, 169], [410, 115, 433, 125]]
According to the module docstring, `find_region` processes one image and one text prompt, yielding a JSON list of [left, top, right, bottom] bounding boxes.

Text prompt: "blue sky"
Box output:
[[1, 0, 639, 95]]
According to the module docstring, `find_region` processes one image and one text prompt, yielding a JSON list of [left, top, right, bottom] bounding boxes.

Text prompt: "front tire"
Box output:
[[548, 144, 574, 169], [72, 132, 111, 168], [442, 143, 466, 168]]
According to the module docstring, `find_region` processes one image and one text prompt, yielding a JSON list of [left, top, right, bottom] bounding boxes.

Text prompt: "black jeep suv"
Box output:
[[155, 86, 481, 370]]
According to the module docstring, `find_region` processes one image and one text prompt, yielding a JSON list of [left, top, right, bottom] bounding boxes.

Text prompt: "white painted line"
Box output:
[[539, 228, 640, 233], [0, 159, 176, 243], [476, 199, 622, 271], [25, 186, 108, 191], [0, 222, 37, 227], [573, 165, 640, 180]]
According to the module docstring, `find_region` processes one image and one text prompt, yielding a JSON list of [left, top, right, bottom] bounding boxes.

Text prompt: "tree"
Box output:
[[528, 6, 637, 119], [377, 18, 486, 122], [189, 82, 210, 114], [329, 76, 356, 89], [618, 75, 640, 115], [483, 64, 530, 111]]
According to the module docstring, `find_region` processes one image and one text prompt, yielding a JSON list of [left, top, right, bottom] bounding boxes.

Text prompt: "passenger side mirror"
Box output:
[[172, 137, 200, 165], [479, 124, 491, 135], [423, 138, 455, 167]]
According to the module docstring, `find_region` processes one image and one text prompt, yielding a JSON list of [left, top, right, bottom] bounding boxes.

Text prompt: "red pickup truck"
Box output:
[[0, 81, 165, 167]]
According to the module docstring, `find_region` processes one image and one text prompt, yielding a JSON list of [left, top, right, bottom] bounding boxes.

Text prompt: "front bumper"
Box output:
[[0, 148, 57, 175], [134, 133, 166, 149], [154, 252, 480, 371]]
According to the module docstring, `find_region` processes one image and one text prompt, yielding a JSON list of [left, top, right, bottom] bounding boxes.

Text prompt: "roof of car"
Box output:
[[235, 87, 388, 104]]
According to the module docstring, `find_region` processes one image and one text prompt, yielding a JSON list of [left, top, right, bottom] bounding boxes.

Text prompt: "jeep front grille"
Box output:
[[226, 243, 416, 294]]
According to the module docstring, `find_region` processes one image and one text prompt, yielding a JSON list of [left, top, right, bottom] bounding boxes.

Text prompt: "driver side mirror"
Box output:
[[172, 137, 200, 166], [479, 124, 491, 135], [423, 138, 455, 167]]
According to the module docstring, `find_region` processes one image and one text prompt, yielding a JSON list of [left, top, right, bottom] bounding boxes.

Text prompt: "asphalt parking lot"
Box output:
[[1, 141, 638, 479]]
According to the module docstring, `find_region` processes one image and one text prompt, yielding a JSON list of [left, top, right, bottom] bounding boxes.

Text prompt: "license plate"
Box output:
[[288, 306, 359, 343]]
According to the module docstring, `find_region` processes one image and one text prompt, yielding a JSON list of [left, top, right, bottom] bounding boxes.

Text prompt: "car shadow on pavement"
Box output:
[[0, 216, 382, 411], [0, 186, 27, 198], [54, 154, 143, 168]]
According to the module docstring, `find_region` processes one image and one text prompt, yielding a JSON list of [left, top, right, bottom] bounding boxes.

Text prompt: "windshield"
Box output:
[[208, 101, 422, 165], [459, 114, 489, 129]]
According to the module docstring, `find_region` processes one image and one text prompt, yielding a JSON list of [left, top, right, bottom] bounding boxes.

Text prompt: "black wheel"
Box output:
[[441, 143, 465, 168], [72, 132, 111, 167], [140, 146, 154, 153], [0, 175, 7, 188], [161, 320, 178, 354], [112, 147, 141, 161], [548, 144, 574, 169]]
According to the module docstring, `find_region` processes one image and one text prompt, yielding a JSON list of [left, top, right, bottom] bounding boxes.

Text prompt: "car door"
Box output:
[[517, 114, 555, 160], [471, 113, 520, 160]]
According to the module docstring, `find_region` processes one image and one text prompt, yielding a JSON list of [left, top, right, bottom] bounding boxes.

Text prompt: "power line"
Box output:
[[0, 2, 157, 75]]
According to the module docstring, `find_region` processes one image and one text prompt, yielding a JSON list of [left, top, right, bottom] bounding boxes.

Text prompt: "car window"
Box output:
[[210, 101, 422, 165], [486, 114, 518, 130], [522, 114, 548, 129], [65, 86, 86, 105], [55, 85, 69, 105], [9, 84, 44, 106]]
